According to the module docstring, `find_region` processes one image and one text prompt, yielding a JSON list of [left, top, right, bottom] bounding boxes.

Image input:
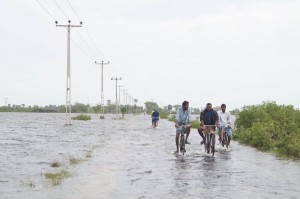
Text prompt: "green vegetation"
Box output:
[[72, 114, 91, 121], [0, 103, 144, 114], [45, 170, 71, 186], [168, 115, 176, 122], [159, 111, 169, 119], [233, 102, 300, 159], [50, 161, 61, 168], [69, 157, 85, 165], [20, 180, 36, 188], [190, 120, 200, 129], [120, 106, 127, 119]]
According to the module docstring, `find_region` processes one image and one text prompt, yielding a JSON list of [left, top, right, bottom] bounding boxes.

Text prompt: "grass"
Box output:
[[71, 114, 91, 121], [50, 161, 61, 168], [44, 170, 71, 186], [85, 151, 92, 158], [69, 157, 84, 165], [21, 180, 36, 188]]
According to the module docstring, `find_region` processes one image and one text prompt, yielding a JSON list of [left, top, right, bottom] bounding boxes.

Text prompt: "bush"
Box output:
[[160, 111, 169, 119], [190, 120, 200, 129], [233, 101, 300, 158], [168, 115, 176, 122], [72, 114, 91, 121]]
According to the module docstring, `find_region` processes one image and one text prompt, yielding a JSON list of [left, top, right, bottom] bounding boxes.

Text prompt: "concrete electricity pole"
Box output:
[[118, 85, 124, 106], [56, 20, 82, 125], [121, 89, 127, 105], [95, 61, 110, 119], [111, 77, 122, 115]]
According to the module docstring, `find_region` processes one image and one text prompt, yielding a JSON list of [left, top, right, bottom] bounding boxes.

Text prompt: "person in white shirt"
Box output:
[[218, 104, 232, 146]]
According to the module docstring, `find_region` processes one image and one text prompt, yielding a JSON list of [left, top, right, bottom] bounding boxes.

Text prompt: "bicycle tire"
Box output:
[[206, 133, 210, 154], [211, 134, 215, 157], [225, 131, 229, 149], [180, 133, 185, 155]]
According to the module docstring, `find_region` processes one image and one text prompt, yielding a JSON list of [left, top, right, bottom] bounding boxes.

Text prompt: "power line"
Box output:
[[53, 0, 69, 20], [64, 0, 109, 61], [74, 29, 101, 60], [34, 0, 56, 21], [66, 0, 81, 21]]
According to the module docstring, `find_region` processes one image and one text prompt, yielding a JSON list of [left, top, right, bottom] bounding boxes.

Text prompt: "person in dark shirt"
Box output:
[[151, 109, 160, 128], [198, 103, 219, 144]]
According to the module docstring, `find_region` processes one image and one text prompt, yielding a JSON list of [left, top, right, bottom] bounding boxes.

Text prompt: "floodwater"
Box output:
[[1, 112, 300, 199]]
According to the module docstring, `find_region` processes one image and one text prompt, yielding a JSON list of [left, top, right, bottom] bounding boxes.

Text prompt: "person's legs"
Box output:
[[227, 128, 232, 146], [185, 126, 191, 144], [198, 128, 205, 144], [218, 127, 222, 141], [176, 134, 179, 152]]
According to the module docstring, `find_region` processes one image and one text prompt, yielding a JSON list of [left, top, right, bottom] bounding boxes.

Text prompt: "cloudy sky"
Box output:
[[0, 0, 299, 110]]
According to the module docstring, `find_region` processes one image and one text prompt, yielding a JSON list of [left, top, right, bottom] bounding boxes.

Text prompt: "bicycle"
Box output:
[[179, 124, 189, 155], [152, 117, 159, 128], [220, 125, 231, 149], [203, 125, 216, 157]]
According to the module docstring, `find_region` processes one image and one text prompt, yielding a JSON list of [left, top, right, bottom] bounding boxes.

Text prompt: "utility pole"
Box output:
[[125, 92, 129, 110], [128, 94, 132, 114], [4, 98, 7, 106], [95, 61, 110, 119], [121, 89, 127, 106], [56, 20, 82, 125], [111, 77, 122, 115], [118, 85, 124, 106]]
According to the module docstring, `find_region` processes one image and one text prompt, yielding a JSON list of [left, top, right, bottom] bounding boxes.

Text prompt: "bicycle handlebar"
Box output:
[[204, 125, 216, 127]]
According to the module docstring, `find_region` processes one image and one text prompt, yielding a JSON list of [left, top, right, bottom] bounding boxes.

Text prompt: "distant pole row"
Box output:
[[56, 20, 137, 124]]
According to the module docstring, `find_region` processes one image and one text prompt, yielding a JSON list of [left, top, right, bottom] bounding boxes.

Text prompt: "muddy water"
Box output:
[[1, 113, 300, 199]]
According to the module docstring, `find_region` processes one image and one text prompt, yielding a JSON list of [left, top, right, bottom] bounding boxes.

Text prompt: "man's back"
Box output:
[[152, 111, 159, 118]]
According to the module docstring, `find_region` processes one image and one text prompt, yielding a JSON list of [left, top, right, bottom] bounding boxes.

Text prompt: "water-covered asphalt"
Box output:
[[1, 113, 300, 199]]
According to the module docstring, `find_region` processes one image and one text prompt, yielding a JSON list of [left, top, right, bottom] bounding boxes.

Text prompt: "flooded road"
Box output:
[[1, 113, 300, 199]]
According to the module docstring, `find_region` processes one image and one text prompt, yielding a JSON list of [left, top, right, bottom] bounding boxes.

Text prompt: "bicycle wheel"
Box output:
[[206, 133, 210, 154], [180, 134, 185, 155], [211, 134, 215, 157], [224, 132, 229, 149], [203, 135, 207, 152]]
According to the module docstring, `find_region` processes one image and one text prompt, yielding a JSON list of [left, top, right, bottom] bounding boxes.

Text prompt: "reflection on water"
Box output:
[[0, 112, 300, 199]]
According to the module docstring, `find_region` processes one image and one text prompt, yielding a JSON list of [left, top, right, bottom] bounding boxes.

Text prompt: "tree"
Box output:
[[144, 101, 159, 114], [167, 105, 172, 113]]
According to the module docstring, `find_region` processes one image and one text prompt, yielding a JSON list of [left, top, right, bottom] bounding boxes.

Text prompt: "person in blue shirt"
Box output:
[[175, 101, 192, 153], [151, 109, 160, 128]]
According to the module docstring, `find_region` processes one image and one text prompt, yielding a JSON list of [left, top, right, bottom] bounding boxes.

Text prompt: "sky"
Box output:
[[0, 0, 300, 110]]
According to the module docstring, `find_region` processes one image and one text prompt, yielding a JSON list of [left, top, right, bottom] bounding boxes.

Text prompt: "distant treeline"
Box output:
[[0, 103, 144, 114], [233, 101, 300, 159]]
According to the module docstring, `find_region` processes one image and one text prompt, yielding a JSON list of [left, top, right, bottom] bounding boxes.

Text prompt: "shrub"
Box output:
[[72, 114, 91, 121], [160, 111, 169, 119], [233, 101, 300, 159]]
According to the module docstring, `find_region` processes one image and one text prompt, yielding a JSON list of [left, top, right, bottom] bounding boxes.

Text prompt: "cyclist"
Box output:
[[151, 109, 160, 127], [175, 101, 192, 153], [198, 103, 219, 145], [218, 104, 232, 146]]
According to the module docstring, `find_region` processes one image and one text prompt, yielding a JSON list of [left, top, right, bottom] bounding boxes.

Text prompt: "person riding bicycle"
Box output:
[[218, 104, 232, 146], [198, 103, 219, 145], [175, 101, 192, 153], [151, 109, 160, 127]]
